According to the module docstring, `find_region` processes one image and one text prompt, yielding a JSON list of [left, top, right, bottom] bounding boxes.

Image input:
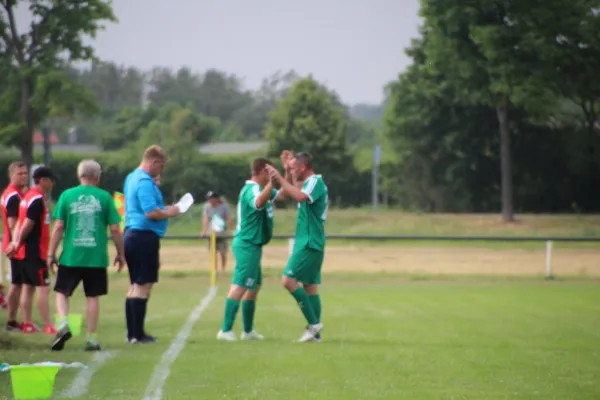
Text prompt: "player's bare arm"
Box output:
[[141, 180, 180, 220], [225, 215, 234, 230], [13, 218, 35, 245], [7, 218, 35, 257], [266, 165, 309, 203], [5, 217, 19, 254], [200, 213, 209, 236], [47, 220, 65, 271], [48, 220, 65, 258], [5, 195, 21, 245], [274, 150, 294, 202], [255, 180, 275, 209], [274, 169, 294, 202], [7, 217, 17, 236], [145, 205, 179, 220], [108, 224, 126, 272]]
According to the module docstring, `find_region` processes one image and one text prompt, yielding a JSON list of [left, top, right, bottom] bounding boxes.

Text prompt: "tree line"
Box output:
[[64, 64, 381, 149], [384, 0, 600, 219], [1, 0, 599, 218]]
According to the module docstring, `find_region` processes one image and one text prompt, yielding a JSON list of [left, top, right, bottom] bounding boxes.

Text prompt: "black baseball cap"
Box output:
[[32, 166, 58, 182], [206, 191, 220, 199]]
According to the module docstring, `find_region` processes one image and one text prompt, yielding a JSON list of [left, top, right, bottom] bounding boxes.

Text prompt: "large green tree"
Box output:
[[77, 60, 146, 116], [537, 1, 600, 210], [119, 108, 202, 201], [420, 0, 563, 221], [265, 76, 349, 179], [148, 67, 258, 137], [0, 0, 115, 167], [385, 33, 500, 211], [232, 70, 301, 138], [99, 103, 219, 150]]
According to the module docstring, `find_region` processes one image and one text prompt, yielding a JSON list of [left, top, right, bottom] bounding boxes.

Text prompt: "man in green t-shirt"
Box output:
[[266, 152, 327, 343], [217, 155, 292, 341], [48, 160, 125, 352]]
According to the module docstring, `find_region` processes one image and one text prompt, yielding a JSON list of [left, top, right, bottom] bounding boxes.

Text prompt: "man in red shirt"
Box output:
[[7, 166, 57, 334], [1, 161, 29, 331]]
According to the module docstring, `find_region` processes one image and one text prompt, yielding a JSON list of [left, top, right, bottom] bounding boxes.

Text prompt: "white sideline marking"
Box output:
[[62, 351, 118, 398], [142, 286, 218, 400]]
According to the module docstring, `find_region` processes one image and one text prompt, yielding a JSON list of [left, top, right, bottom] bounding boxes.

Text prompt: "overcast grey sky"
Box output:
[[18, 0, 421, 104]]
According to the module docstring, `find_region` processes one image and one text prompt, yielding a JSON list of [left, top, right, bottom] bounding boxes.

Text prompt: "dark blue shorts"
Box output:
[[124, 229, 160, 285]]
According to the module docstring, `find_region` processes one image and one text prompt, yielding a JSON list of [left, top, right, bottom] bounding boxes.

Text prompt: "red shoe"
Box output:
[[21, 322, 41, 333], [43, 324, 57, 335]]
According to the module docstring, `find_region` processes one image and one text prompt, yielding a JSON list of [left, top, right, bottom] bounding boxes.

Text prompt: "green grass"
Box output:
[[2, 272, 599, 399], [163, 207, 600, 249], [169, 206, 600, 237]]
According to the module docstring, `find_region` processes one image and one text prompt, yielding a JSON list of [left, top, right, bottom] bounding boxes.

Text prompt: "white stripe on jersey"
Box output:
[[303, 176, 318, 196], [2, 191, 19, 207], [25, 194, 43, 208], [251, 183, 262, 209]]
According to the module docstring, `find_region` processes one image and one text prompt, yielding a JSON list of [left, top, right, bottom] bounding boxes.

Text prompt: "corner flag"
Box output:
[[113, 192, 125, 232]]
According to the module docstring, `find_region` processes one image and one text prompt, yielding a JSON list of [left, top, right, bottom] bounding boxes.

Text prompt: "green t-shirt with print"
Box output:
[[53, 185, 121, 268]]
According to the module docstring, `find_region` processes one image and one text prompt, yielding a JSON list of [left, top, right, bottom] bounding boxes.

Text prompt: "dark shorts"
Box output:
[[10, 258, 23, 285], [207, 237, 228, 254], [54, 266, 108, 297], [124, 229, 160, 285], [19, 258, 50, 287]]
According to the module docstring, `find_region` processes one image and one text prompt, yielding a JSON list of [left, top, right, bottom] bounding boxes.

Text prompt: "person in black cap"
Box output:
[[201, 190, 233, 274], [6, 165, 57, 334]]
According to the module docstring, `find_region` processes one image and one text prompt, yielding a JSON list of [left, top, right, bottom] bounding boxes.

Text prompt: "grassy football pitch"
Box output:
[[1, 269, 600, 400], [1, 211, 599, 399]]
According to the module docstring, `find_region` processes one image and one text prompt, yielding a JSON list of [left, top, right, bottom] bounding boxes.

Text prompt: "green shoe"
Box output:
[[84, 341, 101, 351]]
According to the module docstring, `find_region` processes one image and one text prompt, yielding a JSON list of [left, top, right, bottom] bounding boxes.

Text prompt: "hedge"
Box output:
[[0, 151, 371, 206]]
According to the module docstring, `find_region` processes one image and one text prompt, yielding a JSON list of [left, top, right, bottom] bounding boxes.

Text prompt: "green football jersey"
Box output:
[[234, 181, 278, 246], [294, 175, 328, 251], [53, 185, 121, 268]]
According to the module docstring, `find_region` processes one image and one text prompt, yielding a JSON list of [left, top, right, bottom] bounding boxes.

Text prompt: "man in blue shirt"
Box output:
[[123, 145, 180, 344]]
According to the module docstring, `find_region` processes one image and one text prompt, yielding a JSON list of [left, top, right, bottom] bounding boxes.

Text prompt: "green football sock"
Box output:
[[221, 298, 240, 332], [308, 294, 321, 321], [290, 287, 318, 325], [242, 300, 256, 333], [87, 333, 97, 343], [309, 294, 322, 338]]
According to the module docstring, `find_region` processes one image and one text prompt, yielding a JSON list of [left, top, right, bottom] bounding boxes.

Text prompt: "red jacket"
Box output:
[[1, 184, 24, 254], [13, 187, 49, 261]]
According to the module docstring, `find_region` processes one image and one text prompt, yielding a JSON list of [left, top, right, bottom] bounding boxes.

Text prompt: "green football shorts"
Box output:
[[231, 241, 262, 290], [283, 247, 324, 285]]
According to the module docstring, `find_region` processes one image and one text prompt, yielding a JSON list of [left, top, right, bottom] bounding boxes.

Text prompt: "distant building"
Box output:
[[32, 131, 59, 145], [198, 141, 268, 154], [33, 144, 102, 153], [22, 140, 269, 156]]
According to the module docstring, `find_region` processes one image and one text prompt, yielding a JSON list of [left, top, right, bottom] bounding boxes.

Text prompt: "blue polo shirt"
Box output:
[[123, 168, 168, 237]]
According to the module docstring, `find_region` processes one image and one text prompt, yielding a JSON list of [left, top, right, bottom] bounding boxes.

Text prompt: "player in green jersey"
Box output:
[[266, 152, 327, 342], [217, 155, 292, 341], [48, 160, 125, 351]]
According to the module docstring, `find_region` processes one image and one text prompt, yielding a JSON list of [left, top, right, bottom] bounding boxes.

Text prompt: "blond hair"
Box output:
[[8, 161, 26, 175], [143, 145, 168, 163]]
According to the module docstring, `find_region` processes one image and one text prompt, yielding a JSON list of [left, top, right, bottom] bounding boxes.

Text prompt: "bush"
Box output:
[[0, 150, 371, 206]]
